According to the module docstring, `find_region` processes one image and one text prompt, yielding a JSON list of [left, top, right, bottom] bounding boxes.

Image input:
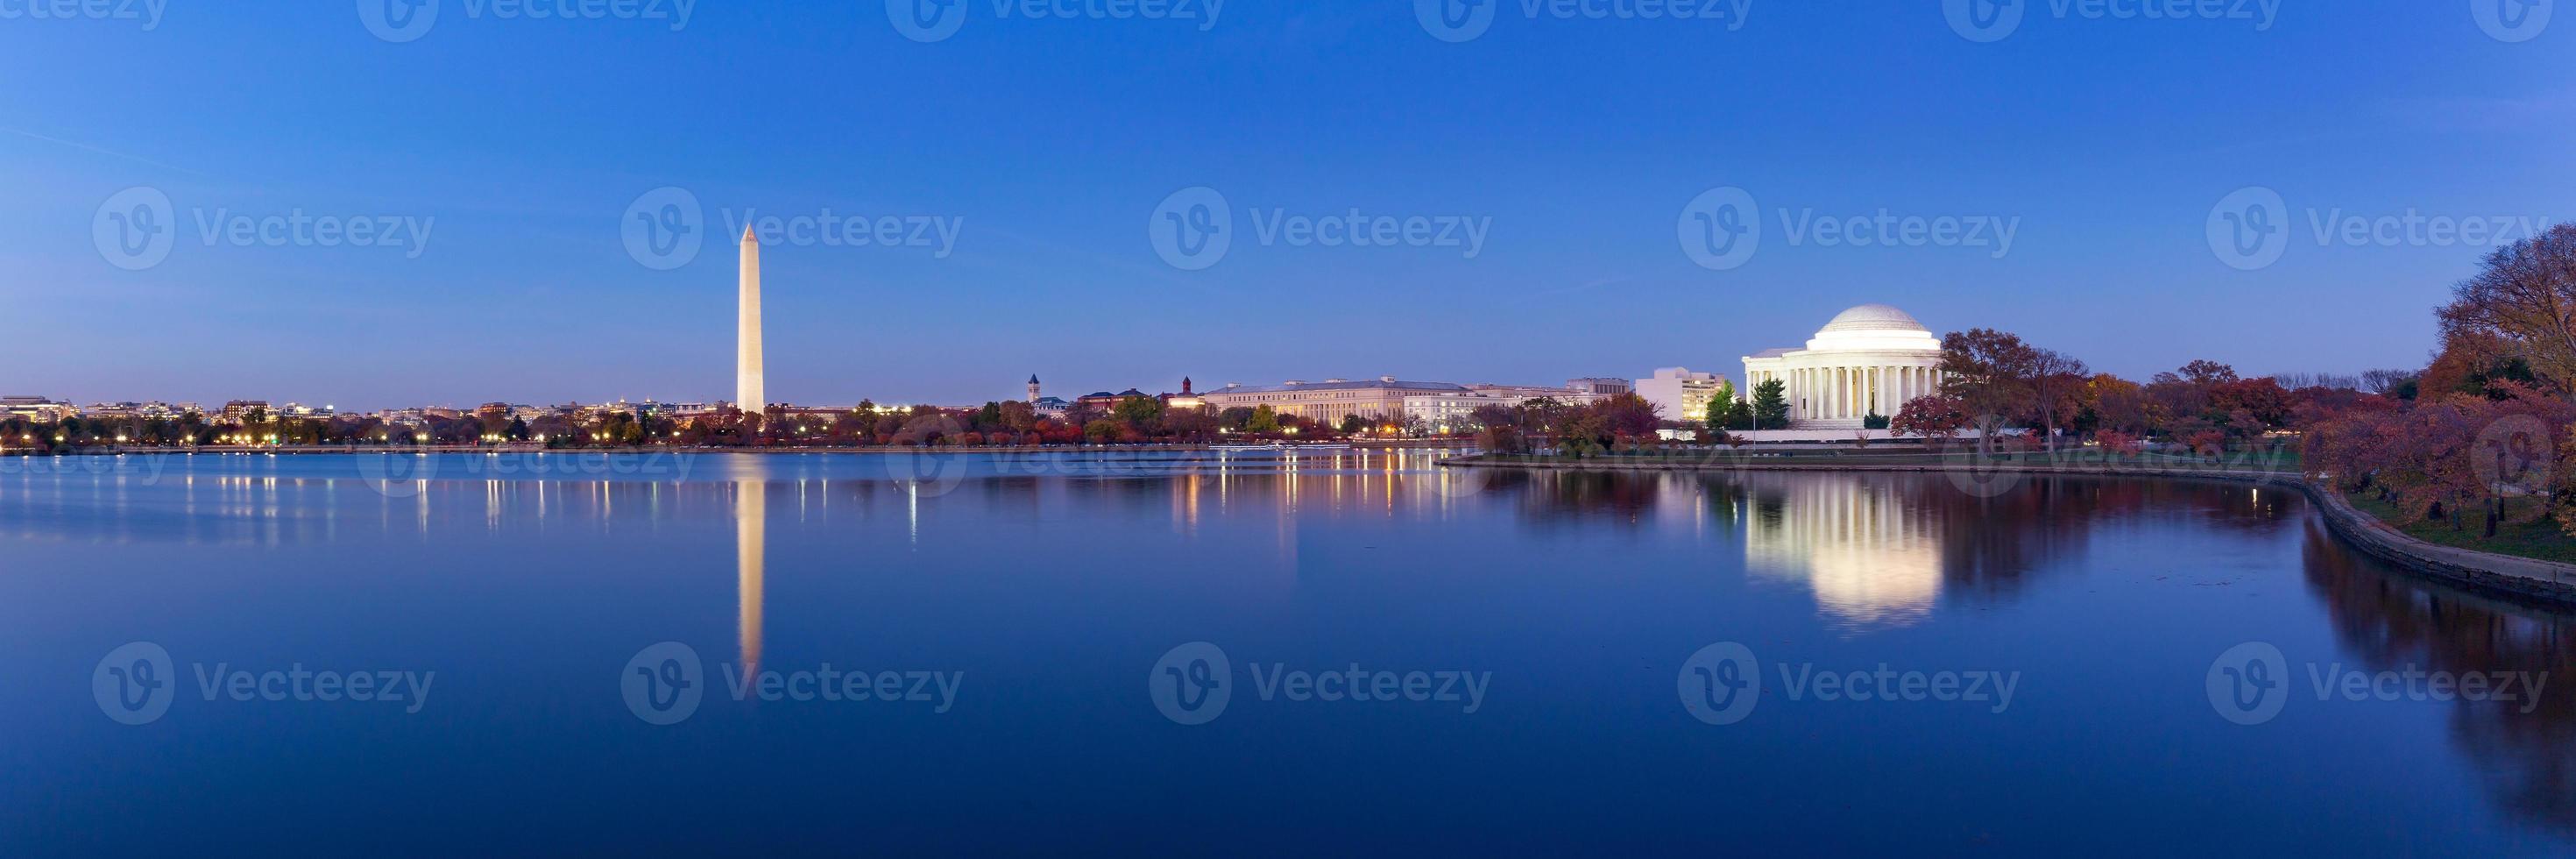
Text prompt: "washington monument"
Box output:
[[737, 224, 764, 413]]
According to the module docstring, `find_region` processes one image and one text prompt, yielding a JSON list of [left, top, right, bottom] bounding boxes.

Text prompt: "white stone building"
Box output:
[[1741, 304, 1946, 429]]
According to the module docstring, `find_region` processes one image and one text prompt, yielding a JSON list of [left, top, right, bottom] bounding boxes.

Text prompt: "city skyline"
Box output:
[[6, 5, 2559, 408]]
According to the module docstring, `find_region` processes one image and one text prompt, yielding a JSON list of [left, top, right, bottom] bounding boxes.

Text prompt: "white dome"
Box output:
[[1817, 303, 1928, 336]]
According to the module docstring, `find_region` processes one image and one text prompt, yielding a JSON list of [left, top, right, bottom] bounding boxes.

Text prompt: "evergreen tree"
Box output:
[[1752, 379, 1790, 426]]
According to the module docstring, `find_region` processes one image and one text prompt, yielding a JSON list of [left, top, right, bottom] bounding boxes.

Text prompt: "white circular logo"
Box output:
[[1678, 186, 1761, 271], [1415, 0, 1497, 42], [622, 641, 705, 726], [887, 0, 968, 42], [355, 452, 440, 499], [357, 0, 441, 43], [1149, 641, 1231, 725], [94, 641, 175, 726], [2206, 186, 2289, 271], [2473, 414, 2552, 492], [1677, 642, 1760, 725], [1943, 0, 2025, 42], [1943, 430, 2025, 499], [1149, 186, 1232, 271], [93, 186, 175, 272], [621, 187, 705, 271], [2474, 0, 2553, 42], [2206, 641, 2289, 726]]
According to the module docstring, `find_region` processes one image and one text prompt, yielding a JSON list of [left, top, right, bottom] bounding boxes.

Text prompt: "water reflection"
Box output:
[[738, 479, 765, 675], [2302, 521, 2576, 835], [1737, 475, 1944, 628]]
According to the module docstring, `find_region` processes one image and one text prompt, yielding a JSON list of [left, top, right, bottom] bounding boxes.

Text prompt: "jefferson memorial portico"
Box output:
[[1741, 304, 1946, 429]]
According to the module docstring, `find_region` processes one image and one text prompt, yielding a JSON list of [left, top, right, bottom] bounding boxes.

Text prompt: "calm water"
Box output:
[[4, 451, 2572, 856]]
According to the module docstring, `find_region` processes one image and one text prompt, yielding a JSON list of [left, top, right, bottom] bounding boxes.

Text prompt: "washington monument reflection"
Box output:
[[737, 479, 764, 674]]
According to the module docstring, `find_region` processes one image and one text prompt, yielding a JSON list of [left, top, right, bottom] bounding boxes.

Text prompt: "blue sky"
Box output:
[[2, 2, 2568, 409]]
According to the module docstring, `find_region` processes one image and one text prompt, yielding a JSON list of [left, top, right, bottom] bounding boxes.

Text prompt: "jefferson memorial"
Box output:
[[1741, 304, 1946, 429]]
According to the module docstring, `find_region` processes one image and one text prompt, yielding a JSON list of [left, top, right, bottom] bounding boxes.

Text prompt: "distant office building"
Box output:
[[1567, 378, 1633, 397], [1468, 383, 1597, 403], [1, 396, 77, 422], [1200, 376, 1471, 424], [1401, 390, 1514, 430], [1634, 367, 1730, 424], [219, 401, 272, 423]]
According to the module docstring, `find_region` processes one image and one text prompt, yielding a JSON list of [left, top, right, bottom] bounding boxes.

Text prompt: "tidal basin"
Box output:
[[4, 451, 2571, 855]]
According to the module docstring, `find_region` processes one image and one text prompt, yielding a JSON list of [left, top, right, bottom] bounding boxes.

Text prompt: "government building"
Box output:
[[1741, 304, 1946, 429]]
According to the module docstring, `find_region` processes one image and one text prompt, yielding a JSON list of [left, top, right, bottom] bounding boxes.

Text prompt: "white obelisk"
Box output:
[[736, 224, 765, 414]]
